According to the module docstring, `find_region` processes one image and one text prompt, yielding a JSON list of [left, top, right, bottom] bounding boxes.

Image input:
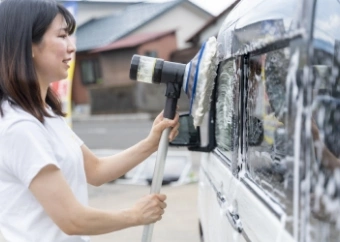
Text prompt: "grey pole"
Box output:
[[141, 127, 171, 242]]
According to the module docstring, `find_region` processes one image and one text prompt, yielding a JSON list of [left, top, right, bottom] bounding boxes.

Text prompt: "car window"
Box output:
[[245, 47, 293, 219], [309, 0, 340, 240], [215, 58, 241, 163], [218, 0, 297, 60]]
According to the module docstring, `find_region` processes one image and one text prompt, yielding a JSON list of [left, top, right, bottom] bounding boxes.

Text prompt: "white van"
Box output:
[[171, 0, 340, 241]]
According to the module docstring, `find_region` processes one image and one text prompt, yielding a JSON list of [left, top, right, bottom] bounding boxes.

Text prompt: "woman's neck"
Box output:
[[38, 78, 49, 105]]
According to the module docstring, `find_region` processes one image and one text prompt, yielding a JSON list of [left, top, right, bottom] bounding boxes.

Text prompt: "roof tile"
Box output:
[[76, 0, 181, 52]]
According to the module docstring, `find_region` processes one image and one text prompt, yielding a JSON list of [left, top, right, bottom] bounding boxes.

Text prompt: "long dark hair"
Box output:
[[0, 0, 76, 122]]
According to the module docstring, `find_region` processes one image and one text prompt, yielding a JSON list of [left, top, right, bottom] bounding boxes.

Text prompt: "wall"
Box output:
[[72, 54, 100, 105], [138, 32, 177, 60], [198, 11, 233, 44], [100, 49, 136, 87], [134, 2, 211, 49], [90, 84, 138, 114], [135, 82, 190, 114]]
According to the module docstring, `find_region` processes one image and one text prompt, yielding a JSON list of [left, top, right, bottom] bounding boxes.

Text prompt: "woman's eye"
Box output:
[[59, 35, 67, 39]]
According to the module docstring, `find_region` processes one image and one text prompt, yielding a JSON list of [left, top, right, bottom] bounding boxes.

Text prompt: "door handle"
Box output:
[[226, 206, 243, 233], [216, 192, 226, 206], [216, 192, 243, 233]]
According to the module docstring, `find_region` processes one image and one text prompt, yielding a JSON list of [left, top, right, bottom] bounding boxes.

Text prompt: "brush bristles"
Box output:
[[191, 37, 219, 127], [137, 56, 157, 84]]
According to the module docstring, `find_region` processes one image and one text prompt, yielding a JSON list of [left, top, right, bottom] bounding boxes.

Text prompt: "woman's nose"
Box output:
[[67, 37, 76, 53]]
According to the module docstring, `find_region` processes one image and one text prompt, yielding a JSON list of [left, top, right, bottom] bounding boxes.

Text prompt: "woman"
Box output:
[[0, 0, 180, 241]]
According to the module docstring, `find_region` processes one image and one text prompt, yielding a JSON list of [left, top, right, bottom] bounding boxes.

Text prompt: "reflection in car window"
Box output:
[[218, 0, 297, 60], [215, 59, 240, 161], [246, 48, 293, 223], [309, 0, 340, 240]]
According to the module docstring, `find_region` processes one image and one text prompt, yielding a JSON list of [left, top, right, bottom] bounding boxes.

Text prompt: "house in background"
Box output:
[[72, 0, 213, 114], [58, 0, 139, 26], [186, 1, 239, 46], [74, 30, 179, 114], [171, 0, 240, 63]]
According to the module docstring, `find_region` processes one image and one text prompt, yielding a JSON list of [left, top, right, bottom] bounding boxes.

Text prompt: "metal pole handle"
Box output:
[[142, 128, 171, 242]]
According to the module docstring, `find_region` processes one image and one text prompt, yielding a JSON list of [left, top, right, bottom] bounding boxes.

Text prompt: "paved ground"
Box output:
[[88, 150, 202, 242], [88, 182, 200, 242], [0, 183, 200, 242]]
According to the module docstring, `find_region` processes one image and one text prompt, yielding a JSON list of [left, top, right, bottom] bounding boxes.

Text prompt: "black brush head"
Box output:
[[129, 55, 140, 81]]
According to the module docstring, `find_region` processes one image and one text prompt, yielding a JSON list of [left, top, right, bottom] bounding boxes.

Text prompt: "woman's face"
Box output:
[[32, 14, 75, 87]]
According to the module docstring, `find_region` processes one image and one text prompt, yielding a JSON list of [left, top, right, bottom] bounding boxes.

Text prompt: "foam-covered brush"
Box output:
[[183, 37, 218, 126], [129, 36, 218, 242], [130, 36, 218, 126]]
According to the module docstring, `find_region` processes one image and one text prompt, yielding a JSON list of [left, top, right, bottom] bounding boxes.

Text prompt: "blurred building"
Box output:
[[58, 0, 138, 26], [171, 0, 239, 63], [71, 0, 212, 114]]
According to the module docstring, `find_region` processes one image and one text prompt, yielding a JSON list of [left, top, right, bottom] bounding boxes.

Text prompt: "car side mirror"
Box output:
[[169, 113, 200, 147]]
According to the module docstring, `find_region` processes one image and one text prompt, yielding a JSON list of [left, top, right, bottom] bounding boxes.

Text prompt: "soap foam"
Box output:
[[191, 37, 219, 127]]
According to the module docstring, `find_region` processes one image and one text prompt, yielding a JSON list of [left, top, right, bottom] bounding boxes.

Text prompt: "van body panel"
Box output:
[[199, 152, 246, 242], [199, 150, 295, 242], [237, 177, 295, 242], [190, 0, 340, 241]]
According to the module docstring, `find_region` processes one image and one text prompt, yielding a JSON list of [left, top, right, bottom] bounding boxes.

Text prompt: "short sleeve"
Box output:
[[71, 130, 83, 147], [62, 117, 84, 147], [1, 120, 60, 187]]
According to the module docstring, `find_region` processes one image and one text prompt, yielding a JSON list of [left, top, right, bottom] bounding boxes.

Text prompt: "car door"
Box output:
[[198, 0, 340, 241], [199, 0, 299, 241], [199, 56, 245, 242], [242, 45, 296, 242], [199, 47, 297, 242]]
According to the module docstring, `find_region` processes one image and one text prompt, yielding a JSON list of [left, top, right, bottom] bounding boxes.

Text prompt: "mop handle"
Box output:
[[142, 127, 171, 242]]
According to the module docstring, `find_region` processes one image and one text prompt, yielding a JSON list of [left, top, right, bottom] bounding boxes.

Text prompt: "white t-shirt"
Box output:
[[0, 101, 90, 242]]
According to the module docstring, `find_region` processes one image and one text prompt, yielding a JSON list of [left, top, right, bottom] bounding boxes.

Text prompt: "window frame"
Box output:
[[144, 50, 158, 58], [80, 58, 103, 85], [243, 45, 294, 217], [214, 57, 242, 170], [212, 38, 305, 221]]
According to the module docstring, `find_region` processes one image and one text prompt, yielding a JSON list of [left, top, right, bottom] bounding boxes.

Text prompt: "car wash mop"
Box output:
[[129, 36, 218, 242]]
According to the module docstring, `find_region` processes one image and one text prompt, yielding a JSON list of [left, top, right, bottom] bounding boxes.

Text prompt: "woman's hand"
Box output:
[[145, 110, 180, 152], [131, 194, 167, 225]]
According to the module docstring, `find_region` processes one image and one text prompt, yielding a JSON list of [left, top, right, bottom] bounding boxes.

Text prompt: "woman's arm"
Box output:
[[81, 139, 155, 186], [83, 111, 179, 186], [29, 165, 166, 236]]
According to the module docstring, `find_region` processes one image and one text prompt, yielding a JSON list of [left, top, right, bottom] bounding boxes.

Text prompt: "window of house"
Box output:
[[245, 47, 293, 217], [215, 58, 241, 163], [144, 50, 158, 58], [80, 59, 102, 85]]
